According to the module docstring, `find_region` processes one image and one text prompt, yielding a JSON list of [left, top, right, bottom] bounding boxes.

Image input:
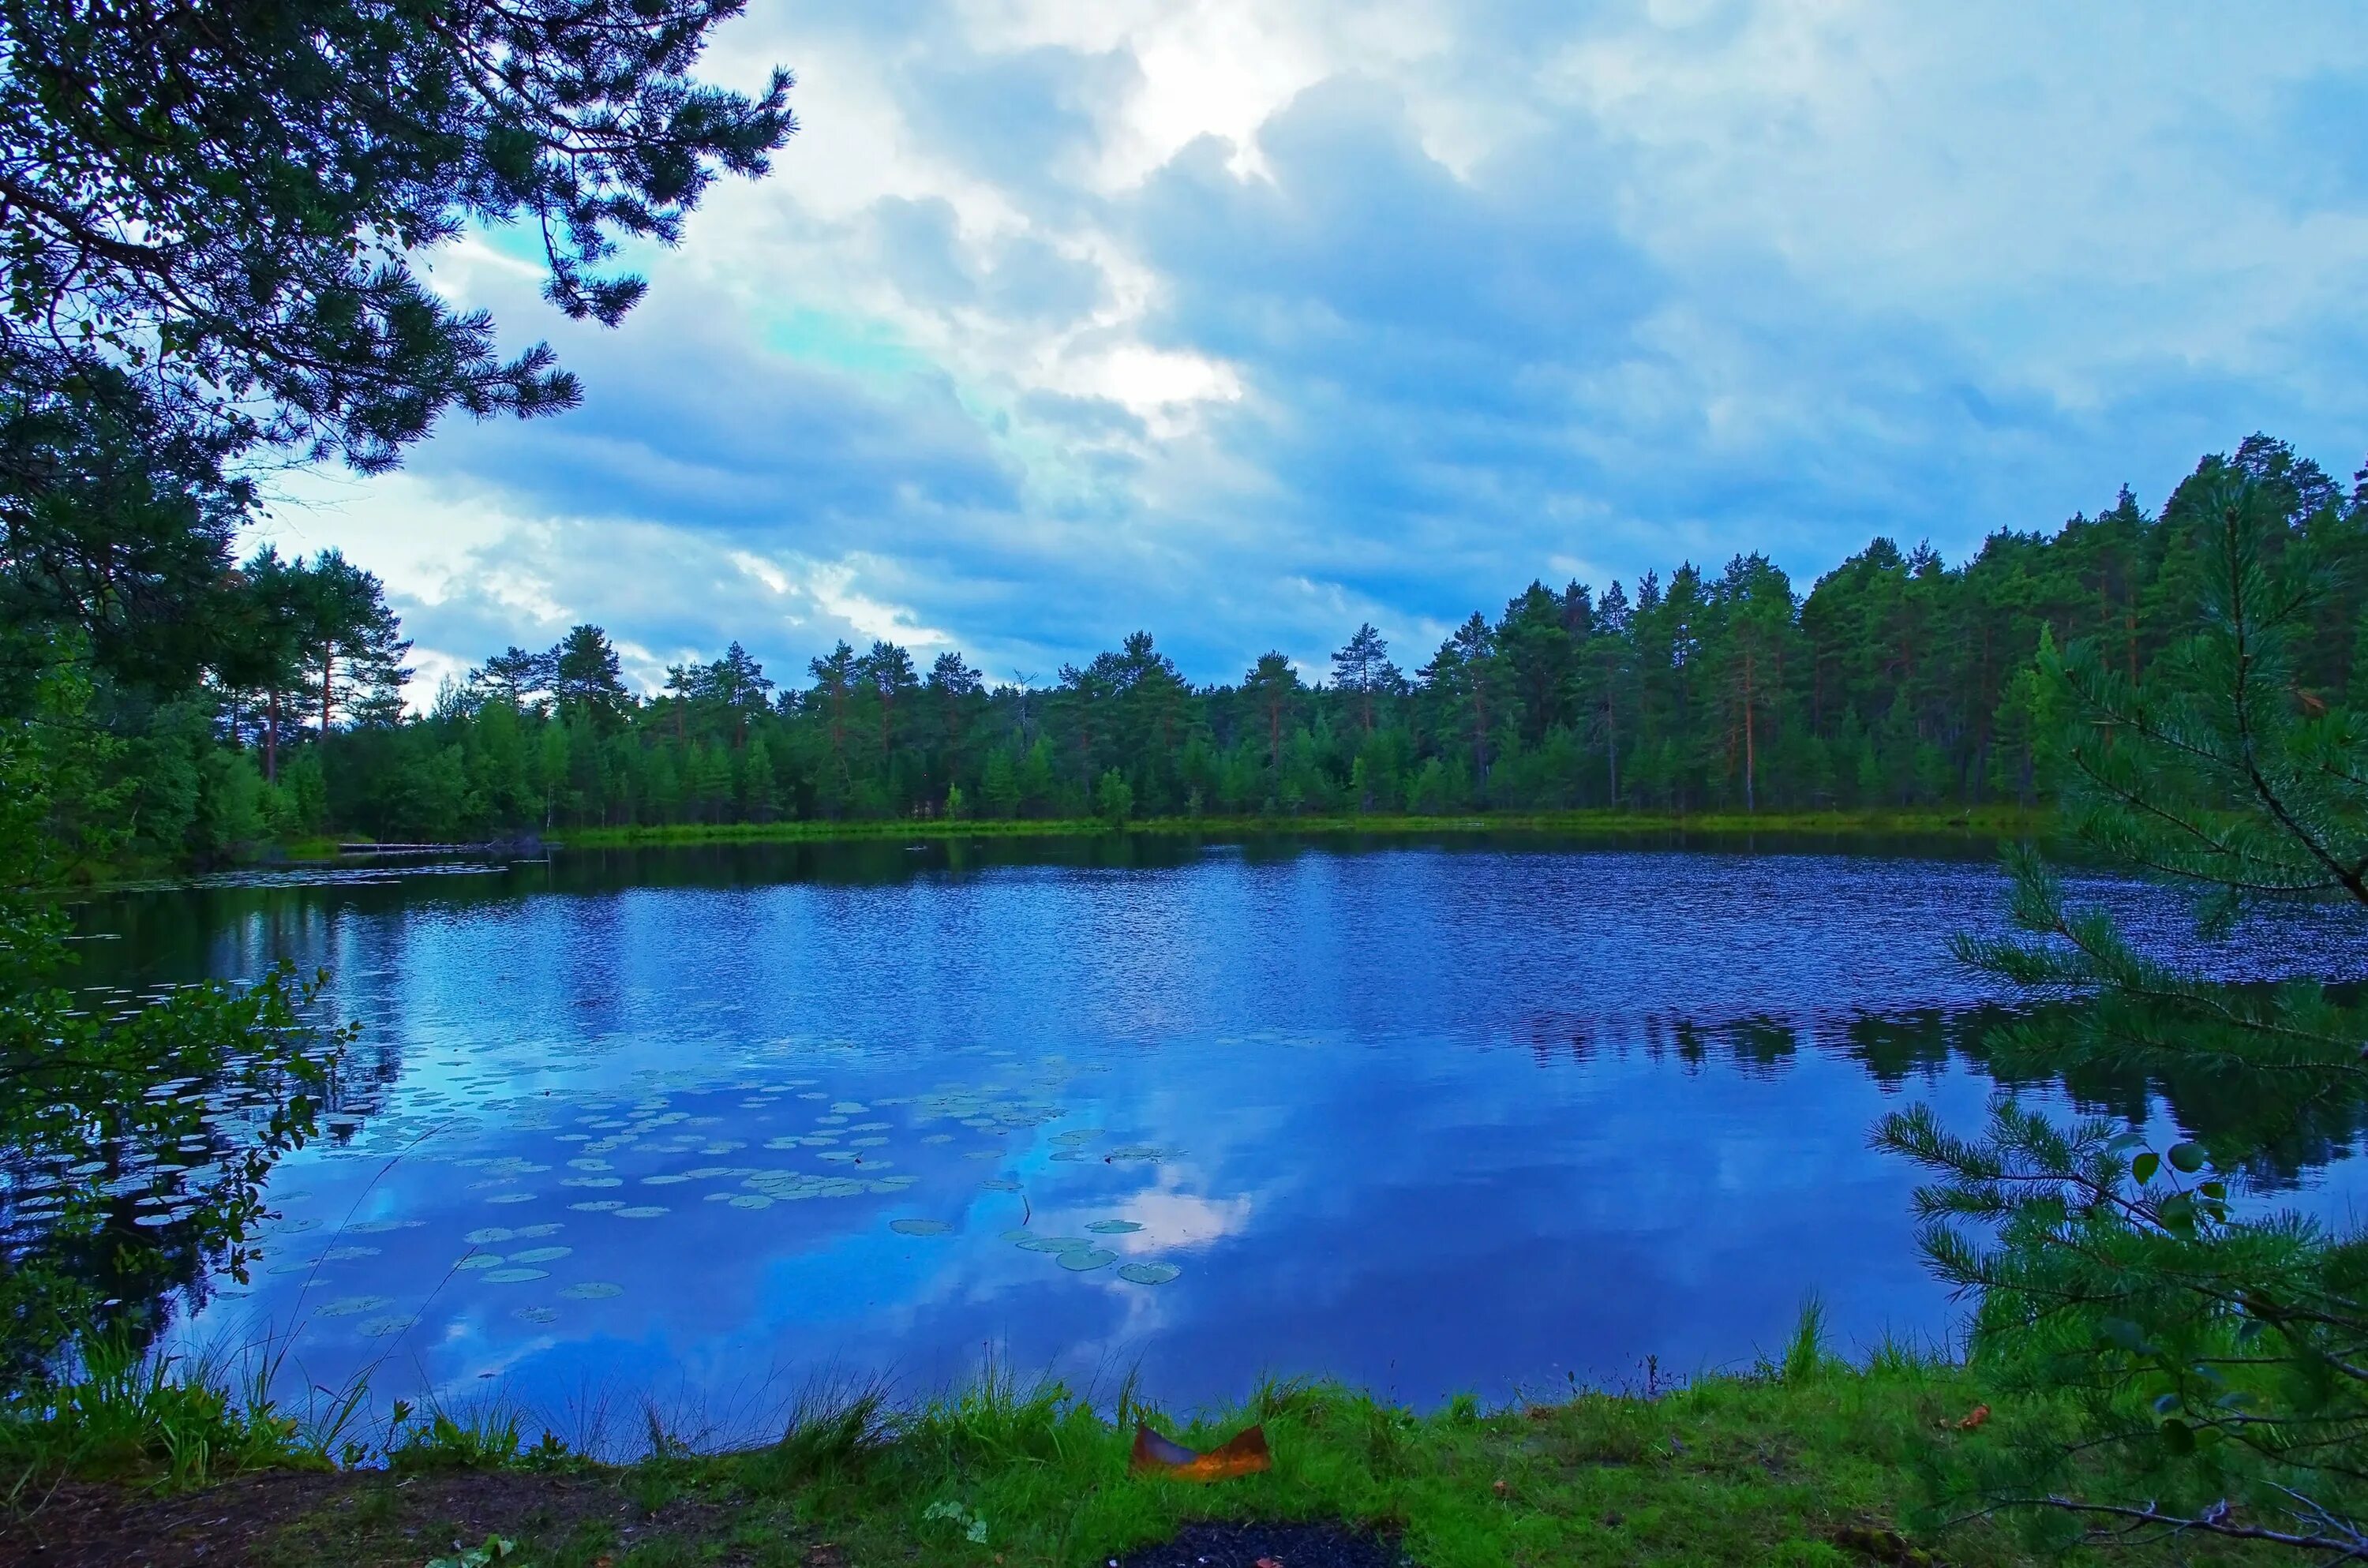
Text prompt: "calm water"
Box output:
[[51, 835, 2368, 1444]]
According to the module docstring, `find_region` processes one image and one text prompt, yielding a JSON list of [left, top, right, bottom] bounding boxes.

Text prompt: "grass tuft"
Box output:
[[1783, 1294, 1830, 1387], [0, 1331, 316, 1495]]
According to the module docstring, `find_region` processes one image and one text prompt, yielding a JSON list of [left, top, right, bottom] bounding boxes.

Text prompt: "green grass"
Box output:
[[702, 1364, 2021, 1568], [5, 1327, 2280, 1566], [551, 804, 2044, 851], [0, 1331, 326, 1495], [250, 1359, 2252, 1566]]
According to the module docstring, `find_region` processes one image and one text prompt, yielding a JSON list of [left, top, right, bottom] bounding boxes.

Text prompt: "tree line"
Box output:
[[12, 431, 2361, 858], [32, 431, 2338, 851]]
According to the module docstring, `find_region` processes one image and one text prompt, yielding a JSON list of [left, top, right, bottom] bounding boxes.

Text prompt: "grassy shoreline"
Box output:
[[56, 807, 2044, 887], [545, 804, 2044, 852], [5, 1345, 2096, 1567]]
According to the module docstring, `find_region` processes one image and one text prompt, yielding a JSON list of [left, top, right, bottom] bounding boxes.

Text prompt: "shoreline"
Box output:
[[58, 806, 2045, 890], [4, 1349, 2045, 1566], [478, 804, 2044, 853]]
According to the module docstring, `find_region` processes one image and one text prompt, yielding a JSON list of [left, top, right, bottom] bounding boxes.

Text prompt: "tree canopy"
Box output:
[[110, 434, 2349, 850]]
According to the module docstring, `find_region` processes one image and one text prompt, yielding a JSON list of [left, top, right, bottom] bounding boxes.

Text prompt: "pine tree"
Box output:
[[1877, 470, 2368, 1556]]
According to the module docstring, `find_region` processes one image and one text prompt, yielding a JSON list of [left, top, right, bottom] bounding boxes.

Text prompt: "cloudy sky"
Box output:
[[254, 0, 2368, 697]]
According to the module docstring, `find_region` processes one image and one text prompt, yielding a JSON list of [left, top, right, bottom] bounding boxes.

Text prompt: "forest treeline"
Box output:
[[12, 435, 2366, 857]]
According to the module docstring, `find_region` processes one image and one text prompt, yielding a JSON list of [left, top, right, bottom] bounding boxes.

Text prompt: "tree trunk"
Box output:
[[1742, 649, 1756, 814], [320, 640, 335, 736], [265, 689, 280, 783], [1605, 695, 1618, 806]]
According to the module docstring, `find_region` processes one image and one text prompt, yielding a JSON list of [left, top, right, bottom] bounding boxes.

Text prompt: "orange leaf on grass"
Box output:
[[1129, 1423, 1272, 1482]]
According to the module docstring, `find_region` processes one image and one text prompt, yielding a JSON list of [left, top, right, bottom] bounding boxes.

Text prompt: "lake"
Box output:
[[45, 834, 2368, 1450]]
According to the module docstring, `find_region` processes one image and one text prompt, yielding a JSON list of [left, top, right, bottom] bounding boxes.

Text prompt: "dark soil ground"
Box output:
[[1110, 1520, 1405, 1568], [3, 1476, 1402, 1568], [0, 1469, 736, 1568]]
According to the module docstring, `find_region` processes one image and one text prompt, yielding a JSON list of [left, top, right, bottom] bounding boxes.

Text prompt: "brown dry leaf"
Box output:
[[1128, 1423, 1273, 1482]]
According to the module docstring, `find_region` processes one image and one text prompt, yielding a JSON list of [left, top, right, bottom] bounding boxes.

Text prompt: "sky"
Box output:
[[252, 0, 2368, 699]]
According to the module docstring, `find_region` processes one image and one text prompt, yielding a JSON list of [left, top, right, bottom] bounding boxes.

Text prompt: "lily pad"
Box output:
[[486, 1192, 540, 1204], [463, 1227, 516, 1245], [483, 1267, 549, 1283], [314, 1295, 392, 1317], [568, 1200, 625, 1212], [889, 1218, 952, 1237], [1016, 1236, 1089, 1253], [1117, 1262, 1182, 1285], [614, 1205, 669, 1218], [1058, 1248, 1118, 1272], [1085, 1220, 1142, 1235], [509, 1246, 571, 1264], [455, 1254, 505, 1270], [560, 1282, 623, 1300], [343, 1218, 423, 1234], [512, 1305, 560, 1325], [728, 1194, 774, 1210]]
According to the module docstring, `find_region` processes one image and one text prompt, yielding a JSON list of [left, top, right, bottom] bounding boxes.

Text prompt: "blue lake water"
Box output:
[[57, 835, 2368, 1450]]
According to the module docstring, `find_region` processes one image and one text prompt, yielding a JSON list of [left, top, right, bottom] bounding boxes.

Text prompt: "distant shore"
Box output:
[[542, 804, 2044, 851], [63, 806, 2043, 889]]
